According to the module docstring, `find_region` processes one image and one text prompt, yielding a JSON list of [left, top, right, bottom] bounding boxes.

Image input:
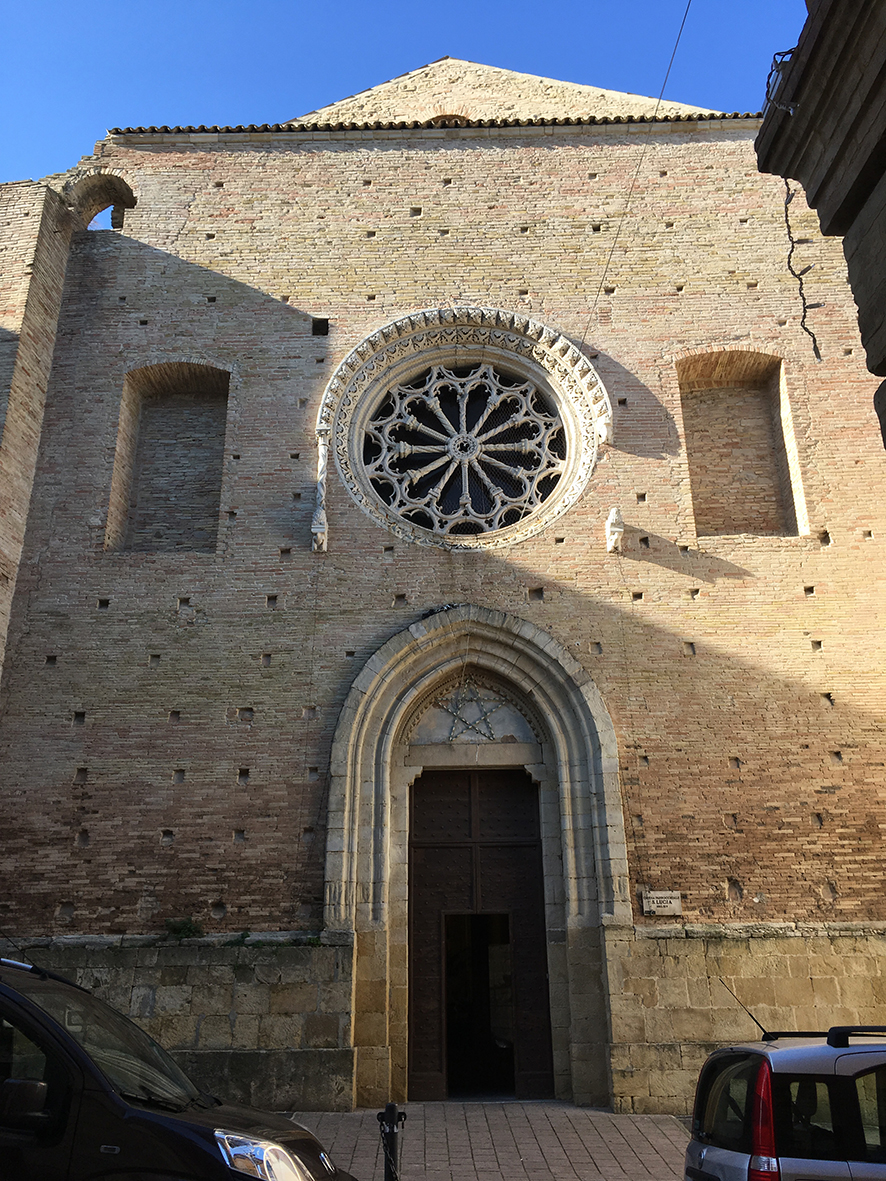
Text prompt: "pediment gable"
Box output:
[[293, 57, 719, 125]]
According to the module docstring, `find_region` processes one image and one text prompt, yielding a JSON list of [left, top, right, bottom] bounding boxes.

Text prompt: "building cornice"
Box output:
[[107, 111, 761, 142]]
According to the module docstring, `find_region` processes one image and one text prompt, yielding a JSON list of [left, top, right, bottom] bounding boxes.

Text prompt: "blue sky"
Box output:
[[2, 0, 807, 183]]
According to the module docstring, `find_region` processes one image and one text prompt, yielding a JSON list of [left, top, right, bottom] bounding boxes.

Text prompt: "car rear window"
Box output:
[[693, 1053, 760, 1154], [772, 1076, 845, 1161]]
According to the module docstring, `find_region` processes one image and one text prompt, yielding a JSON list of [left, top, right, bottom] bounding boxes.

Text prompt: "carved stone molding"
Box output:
[[324, 602, 628, 930], [316, 307, 611, 550], [322, 603, 628, 1106], [402, 669, 547, 745]]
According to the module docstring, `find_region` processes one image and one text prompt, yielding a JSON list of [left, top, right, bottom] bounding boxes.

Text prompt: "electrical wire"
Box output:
[[0, 928, 33, 965], [581, 0, 698, 891], [580, 0, 694, 351]]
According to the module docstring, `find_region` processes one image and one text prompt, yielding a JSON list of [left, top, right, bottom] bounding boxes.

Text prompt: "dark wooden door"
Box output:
[[408, 769, 554, 1100]]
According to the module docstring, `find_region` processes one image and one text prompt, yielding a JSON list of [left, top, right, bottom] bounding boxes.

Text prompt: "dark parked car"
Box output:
[[0, 957, 358, 1181], [686, 1027, 886, 1180]]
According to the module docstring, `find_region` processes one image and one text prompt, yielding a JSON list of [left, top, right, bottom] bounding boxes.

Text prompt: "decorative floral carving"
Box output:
[[311, 427, 330, 552]]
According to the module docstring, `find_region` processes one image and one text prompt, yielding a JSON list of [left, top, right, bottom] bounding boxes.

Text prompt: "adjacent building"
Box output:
[[756, 0, 886, 435]]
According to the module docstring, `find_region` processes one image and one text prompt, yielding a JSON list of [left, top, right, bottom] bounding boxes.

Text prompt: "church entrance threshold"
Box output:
[[408, 769, 554, 1100]]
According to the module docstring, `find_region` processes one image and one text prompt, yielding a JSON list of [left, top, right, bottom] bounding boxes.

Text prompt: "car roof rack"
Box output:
[[760, 1027, 886, 1047], [0, 957, 34, 972], [761, 1030, 827, 1041], [826, 1026, 886, 1048]]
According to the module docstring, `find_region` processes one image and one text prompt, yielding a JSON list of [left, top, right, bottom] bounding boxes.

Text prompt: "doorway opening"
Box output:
[[445, 913, 515, 1098], [408, 768, 554, 1100]]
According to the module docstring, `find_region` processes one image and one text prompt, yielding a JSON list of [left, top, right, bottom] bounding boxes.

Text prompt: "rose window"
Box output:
[[361, 363, 567, 537], [317, 307, 612, 551]]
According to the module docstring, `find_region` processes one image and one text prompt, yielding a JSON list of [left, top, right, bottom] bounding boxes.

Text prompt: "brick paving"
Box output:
[[291, 1102, 688, 1181]]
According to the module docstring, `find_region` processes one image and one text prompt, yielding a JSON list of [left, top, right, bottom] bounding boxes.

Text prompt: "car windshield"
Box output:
[[16, 977, 201, 1108]]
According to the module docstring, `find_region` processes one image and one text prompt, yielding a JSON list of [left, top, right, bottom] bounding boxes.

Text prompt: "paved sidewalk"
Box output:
[[291, 1102, 688, 1181]]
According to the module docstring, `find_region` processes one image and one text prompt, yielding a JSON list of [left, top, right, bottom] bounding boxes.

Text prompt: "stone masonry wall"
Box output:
[[8, 922, 886, 1115], [2, 934, 355, 1111], [844, 164, 886, 376], [605, 922, 886, 1115]]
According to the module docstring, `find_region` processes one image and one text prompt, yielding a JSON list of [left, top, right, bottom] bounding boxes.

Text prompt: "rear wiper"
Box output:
[[118, 1089, 188, 1113]]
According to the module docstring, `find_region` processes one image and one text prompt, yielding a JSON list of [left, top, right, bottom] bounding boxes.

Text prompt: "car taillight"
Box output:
[[748, 1059, 780, 1181]]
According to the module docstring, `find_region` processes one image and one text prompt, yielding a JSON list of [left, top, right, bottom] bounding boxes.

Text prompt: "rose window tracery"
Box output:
[[362, 363, 566, 537], [315, 307, 612, 551]]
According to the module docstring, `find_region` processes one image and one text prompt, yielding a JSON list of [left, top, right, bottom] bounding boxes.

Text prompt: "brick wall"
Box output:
[[123, 388, 228, 553], [299, 57, 713, 123], [0, 121, 875, 934], [681, 379, 791, 535], [0, 182, 75, 663]]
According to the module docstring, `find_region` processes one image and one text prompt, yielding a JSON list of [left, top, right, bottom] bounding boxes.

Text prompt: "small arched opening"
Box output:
[[64, 170, 137, 231]]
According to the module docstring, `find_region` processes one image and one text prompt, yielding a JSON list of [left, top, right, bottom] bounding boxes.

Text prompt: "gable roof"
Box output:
[[293, 57, 720, 124]]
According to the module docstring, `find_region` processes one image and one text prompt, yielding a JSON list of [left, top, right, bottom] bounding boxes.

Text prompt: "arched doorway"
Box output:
[[323, 605, 630, 1108]]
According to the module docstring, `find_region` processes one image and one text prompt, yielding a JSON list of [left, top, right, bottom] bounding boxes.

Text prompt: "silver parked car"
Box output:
[[686, 1026, 886, 1180]]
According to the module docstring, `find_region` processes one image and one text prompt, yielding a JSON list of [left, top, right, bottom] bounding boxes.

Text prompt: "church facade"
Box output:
[[1, 59, 885, 1114]]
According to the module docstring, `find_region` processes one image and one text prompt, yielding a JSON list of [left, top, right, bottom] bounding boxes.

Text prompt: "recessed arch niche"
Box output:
[[323, 604, 628, 1107]]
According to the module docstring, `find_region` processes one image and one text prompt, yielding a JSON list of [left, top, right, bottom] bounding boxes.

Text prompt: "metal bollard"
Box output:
[[376, 1101, 407, 1181]]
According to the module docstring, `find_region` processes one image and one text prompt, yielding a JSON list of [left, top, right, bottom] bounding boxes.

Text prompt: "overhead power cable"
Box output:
[[580, 0, 694, 350]]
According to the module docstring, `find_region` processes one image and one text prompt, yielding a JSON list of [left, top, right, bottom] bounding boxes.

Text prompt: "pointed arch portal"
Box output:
[[324, 604, 629, 1106]]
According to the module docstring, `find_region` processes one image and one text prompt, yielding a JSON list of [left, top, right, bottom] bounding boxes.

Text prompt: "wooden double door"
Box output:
[[408, 768, 554, 1100]]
